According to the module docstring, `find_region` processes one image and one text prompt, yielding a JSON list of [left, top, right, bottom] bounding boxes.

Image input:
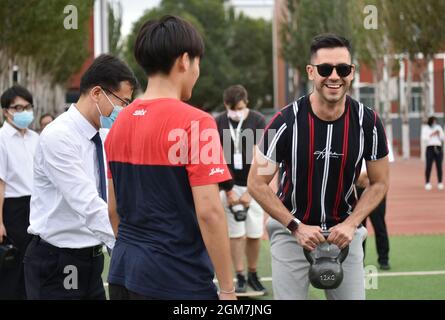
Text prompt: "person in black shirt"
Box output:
[[248, 34, 389, 300], [215, 85, 267, 294]]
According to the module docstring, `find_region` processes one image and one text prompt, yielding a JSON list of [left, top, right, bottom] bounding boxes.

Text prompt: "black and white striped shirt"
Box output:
[[259, 95, 388, 229]]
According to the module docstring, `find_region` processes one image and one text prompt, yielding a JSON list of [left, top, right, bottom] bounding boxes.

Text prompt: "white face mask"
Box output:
[[227, 109, 245, 121]]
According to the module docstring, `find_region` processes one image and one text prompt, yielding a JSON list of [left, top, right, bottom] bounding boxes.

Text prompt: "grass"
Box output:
[[102, 234, 445, 300]]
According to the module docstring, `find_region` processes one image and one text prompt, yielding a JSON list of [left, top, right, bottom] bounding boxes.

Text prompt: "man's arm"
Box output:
[[192, 183, 236, 300], [247, 148, 324, 251], [107, 178, 120, 238], [439, 126, 445, 142], [329, 156, 389, 248], [0, 179, 6, 243]]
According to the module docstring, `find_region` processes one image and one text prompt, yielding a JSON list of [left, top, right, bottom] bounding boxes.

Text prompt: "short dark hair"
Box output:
[[79, 54, 138, 95], [310, 33, 352, 60], [427, 116, 437, 127], [1, 85, 33, 109], [40, 113, 55, 123], [223, 85, 248, 109], [134, 15, 205, 76]]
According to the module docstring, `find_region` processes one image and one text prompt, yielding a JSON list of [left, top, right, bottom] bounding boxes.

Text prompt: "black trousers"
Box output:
[[356, 187, 390, 265], [23, 237, 106, 300], [0, 196, 32, 300], [425, 146, 443, 183], [109, 284, 156, 300]]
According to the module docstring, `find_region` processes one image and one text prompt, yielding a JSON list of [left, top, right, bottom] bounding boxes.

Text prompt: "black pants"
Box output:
[[425, 146, 443, 183], [0, 196, 32, 300], [23, 237, 105, 300], [356, 187, 390, 265], [109, 284, 156, 300]]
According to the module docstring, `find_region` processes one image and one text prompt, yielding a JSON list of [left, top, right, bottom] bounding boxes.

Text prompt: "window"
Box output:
[[410, 87, 422, 113]]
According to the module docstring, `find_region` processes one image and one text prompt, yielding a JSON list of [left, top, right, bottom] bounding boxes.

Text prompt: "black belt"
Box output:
[[32, 235, 103, 258]]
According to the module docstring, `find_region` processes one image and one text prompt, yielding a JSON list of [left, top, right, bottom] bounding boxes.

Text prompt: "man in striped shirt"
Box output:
[[248, 34, 389, 300]]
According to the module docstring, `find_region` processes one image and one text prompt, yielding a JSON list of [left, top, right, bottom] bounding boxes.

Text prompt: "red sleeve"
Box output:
[[104, 128, 113, 179], [186, 116, 232, 187]]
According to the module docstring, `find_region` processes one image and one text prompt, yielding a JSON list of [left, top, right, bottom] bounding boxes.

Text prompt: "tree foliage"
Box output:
[[0, 0, 93, 85], [281, 0, 353, 77], [123, 0, 273, 111]]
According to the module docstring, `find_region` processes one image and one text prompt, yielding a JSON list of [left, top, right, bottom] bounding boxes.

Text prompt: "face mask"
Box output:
[[227, 110, 245, 121], [9, 110, 34, 129], [96, 104, 122, 129], [96, 90, 123, 129]]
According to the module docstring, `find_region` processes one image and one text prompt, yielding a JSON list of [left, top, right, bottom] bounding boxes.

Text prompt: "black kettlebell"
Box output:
[[229, 204, 249, 222], [303, 231, 349, 289]]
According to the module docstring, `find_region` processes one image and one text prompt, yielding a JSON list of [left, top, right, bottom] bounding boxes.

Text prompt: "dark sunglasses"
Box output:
[[311, 63, 353, 78]]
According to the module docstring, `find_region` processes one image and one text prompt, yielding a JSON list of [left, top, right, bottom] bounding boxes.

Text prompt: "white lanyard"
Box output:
[[228, 117, 244, 154]]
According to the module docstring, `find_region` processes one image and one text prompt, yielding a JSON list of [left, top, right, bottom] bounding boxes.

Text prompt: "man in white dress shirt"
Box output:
[[0, 85, 39, 299], [24, 54, 137, 300]]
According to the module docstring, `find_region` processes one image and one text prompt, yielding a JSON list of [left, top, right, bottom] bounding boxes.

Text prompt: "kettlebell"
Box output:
[[229, 204, 249, 222], [303, 231, 349, 289]]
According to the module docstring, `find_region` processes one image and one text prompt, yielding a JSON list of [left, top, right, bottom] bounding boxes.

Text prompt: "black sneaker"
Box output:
[[235, 273, 247, 293], [247, 272, 267, 294], [379, 263, 391, 270]]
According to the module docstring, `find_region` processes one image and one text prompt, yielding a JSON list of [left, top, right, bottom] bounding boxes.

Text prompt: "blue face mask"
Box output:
[[10, 110, 34, 129], [97, 104, 122, 129], [96, 90, 123, 129]]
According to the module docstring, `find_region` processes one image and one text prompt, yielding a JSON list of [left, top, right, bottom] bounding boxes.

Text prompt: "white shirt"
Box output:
[[28, 105, 115, 249], [0, 121, 39, 198], [421, 124, 445, 147]]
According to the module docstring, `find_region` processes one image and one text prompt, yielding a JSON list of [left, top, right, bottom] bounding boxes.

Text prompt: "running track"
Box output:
[[380, 159, 445, 235]]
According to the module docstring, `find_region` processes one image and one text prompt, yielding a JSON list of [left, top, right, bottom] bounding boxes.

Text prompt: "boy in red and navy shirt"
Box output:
[[105, 16, 236, 300]]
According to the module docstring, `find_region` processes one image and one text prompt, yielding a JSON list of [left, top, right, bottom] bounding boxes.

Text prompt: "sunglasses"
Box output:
[[311, 63, 353, 78]]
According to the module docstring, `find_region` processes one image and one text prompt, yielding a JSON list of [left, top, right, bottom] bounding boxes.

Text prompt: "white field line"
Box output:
[[103, 270, 445, 287]]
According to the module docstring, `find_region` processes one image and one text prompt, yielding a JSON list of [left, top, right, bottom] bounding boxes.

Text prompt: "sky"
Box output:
[[120, 0, 161, 37], [118, 0, 274, 37]]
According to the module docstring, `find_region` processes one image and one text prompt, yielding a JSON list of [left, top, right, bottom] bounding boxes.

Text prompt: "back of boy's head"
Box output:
[[134, 15, 205, 76]]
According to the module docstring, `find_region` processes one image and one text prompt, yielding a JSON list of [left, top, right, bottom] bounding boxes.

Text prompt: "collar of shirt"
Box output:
[[3, 120, 32, 138], [67, 104, 98, 141]]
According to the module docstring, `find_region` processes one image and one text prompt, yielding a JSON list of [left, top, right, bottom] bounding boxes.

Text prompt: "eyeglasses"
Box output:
[[311, 63, 353, 78], [102, 88, 131, 107], [8, 104, 33, 112]]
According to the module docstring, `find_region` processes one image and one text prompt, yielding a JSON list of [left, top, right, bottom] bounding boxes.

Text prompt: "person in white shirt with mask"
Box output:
[[0, 85, 39, 300], [422, 116, 444, 190], [24, 54, 137, 300]]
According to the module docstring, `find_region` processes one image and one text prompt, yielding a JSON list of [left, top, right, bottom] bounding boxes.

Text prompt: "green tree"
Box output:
[[109, 0, 123, 57], [281, 0, 353, 82], [0, 0, 92, 85], [225, 11, 273, 110], [123, 0, 273, 111]]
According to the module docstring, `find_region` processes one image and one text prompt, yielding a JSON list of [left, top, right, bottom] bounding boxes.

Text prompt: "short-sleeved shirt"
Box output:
[[0, 121, 38, 198], [105, 98, 231, 299], [259, 95, 388, 230]]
